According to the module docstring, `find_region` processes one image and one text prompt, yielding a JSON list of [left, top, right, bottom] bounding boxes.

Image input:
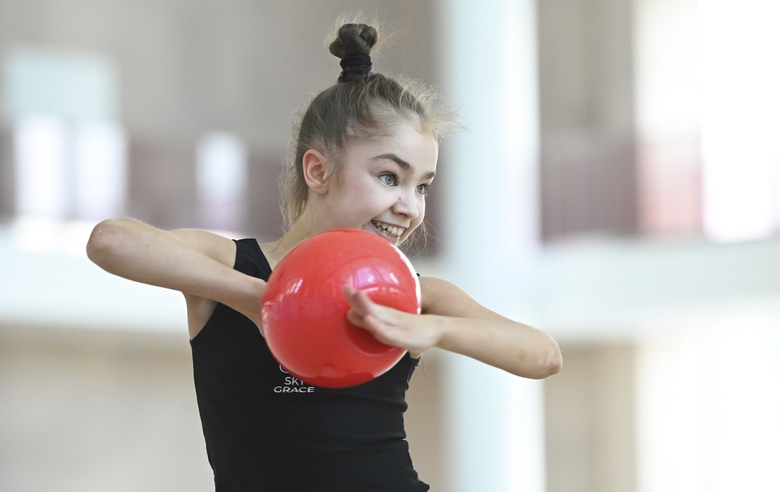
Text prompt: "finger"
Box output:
[[348, 311, 391, 342], [346, 308, 369, 326], [342, 285, 375, 315], [342, 285, 366, 316], [342, 284, 357, 298]]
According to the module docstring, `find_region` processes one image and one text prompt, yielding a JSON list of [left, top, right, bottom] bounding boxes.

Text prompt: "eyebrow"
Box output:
[[373, 153, 436, 179]]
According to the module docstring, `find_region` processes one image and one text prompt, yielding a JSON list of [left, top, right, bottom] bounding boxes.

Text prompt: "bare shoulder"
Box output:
[[419, 276, 505, 320], [170, 228, 237, 267], [168, 229, 238, 338], [419, 276, 464, 310]]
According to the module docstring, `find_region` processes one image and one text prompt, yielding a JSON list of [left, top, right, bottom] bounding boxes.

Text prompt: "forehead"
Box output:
[[345, 123, 438, 173]]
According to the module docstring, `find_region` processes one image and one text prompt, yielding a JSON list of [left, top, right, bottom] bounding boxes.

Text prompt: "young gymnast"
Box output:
[[87, 22, 561, 492]]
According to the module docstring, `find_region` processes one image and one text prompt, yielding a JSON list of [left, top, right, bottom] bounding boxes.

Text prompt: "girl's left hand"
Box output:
[[345, 277, 562, 379], [342, 285, 441, 356]]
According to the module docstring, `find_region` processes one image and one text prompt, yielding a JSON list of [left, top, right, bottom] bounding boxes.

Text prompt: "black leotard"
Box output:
[[190, 238, 429, 491]]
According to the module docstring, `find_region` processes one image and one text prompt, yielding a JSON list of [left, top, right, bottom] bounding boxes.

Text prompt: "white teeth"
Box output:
[[372, 221, 404, 238]]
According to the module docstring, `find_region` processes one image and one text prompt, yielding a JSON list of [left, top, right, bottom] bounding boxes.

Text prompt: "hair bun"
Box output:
[[329, 24, 378, 82], [329, 23, 378, 59]]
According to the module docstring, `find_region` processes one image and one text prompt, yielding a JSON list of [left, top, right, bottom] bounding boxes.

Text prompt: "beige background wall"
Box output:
[[3, 0, 779, 491], [0, 0, 439, 151], [545, 343, 637, 492], [0, 4, 451, 488], [0, 0, 443, 238], [0, 324, 447, 491], [0, 326, 212, 491]]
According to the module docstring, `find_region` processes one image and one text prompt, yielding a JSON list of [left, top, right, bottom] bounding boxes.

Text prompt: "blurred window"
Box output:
[[196, 132, 248, 232], [2, 47, 125, 221], [13, 115, 69, 218], [698, 0, 780, 243]]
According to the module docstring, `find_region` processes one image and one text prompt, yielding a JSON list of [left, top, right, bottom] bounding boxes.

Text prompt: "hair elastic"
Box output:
[[340, 55, 372, 77]]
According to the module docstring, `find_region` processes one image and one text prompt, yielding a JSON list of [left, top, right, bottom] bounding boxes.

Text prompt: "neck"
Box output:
[[262, 205, 320, 267]]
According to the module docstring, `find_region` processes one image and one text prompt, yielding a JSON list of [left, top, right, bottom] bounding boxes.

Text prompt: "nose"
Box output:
[[392, 188, 420, 220]]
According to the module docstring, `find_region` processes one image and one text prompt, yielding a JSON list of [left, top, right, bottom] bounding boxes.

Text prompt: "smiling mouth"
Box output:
[[371, 220, 405, 240]]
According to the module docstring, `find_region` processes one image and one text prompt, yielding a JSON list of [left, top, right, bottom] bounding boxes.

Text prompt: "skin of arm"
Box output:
[[343, 276, 562, 379], [88, 219, 561, 377], [86, 218, 266, 338]]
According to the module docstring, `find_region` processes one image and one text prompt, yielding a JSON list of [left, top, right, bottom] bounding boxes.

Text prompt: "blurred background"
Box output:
[[1, 0, 779, 491]]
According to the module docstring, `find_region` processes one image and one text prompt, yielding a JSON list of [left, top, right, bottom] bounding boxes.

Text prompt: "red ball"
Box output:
[[261, 229, 421, 388]]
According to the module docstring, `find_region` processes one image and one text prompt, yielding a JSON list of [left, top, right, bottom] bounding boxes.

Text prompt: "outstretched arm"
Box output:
[[343, 277, 561, 379], [86, 218, 266, 331]]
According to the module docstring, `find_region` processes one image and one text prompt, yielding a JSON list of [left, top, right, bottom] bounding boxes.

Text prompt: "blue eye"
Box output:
[[416, 183, 430, 196], [379, 173, 396, 186]]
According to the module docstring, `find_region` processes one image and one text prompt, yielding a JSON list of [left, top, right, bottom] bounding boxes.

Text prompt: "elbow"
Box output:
[[86, 219, 124, 267], [545, 343, 563, 377], [526, 339, 562, 379]]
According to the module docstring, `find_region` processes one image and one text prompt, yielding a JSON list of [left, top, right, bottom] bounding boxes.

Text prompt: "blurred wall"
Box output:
[[0, 324, 447, 491], [0, 0, 442, 239], [545, 343, 637, 492], [4, 0, 779, 491], [538, 0, 638, 241], [0, 326, 212, 492], [0, 0, 439, 150], [0, 1, 449, 490], [0, 129, 12, 216]]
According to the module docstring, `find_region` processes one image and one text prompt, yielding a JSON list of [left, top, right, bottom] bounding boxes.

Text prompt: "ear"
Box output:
[[302, 149, 332, 195]]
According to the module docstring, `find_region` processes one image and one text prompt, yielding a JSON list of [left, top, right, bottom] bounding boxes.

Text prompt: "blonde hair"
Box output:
[[280, 22, 459, 231]]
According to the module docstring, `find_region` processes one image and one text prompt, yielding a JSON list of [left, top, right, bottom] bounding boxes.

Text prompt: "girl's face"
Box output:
[[318, 122, 438, 246]]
